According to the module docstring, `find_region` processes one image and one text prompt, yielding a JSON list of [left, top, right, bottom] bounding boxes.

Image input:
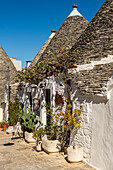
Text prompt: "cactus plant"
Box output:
[[19, 108, 37, 133]]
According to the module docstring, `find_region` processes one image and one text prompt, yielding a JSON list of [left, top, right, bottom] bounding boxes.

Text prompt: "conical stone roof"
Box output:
[[0, 46, 17, 105], [70, 0, 113, 64], [37, 5, 89, 63], [29, 30, 56, 67], [68, 0, 113, 96]]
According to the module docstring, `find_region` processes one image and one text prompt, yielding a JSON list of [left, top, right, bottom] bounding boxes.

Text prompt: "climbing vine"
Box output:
[[17, 49, 82, 148]]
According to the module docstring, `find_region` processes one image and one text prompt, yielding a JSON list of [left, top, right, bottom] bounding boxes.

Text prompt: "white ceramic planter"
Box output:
[[6, 126, 14, 134], [42, 136, 60, 153], [36, 140, 42, 152], [67, 146, 83, 163], [25, 131, 36, 143]]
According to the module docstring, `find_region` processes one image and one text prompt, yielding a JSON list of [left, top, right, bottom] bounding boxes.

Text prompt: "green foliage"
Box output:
[[17, 48, 82, 148], [19, 108, 37, 133], [16, 49, 78, 84], [8, 97, 20, 125], [33, 127, 46, 141], [0, 121, 7, 126]]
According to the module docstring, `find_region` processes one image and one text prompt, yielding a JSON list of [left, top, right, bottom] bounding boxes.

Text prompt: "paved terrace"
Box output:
[[0, 131, 95, 170]]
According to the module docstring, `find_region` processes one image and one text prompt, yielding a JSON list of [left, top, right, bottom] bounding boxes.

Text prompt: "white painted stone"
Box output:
[[68, 55, 113, 73], [10, 58, 22, 71], [49, 32, 56, 39], [91, 92, 113, 170], [68, 8, 82, 17]]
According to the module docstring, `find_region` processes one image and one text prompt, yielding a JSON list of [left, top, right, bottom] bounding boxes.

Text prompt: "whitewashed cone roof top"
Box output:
[[68, 5, 82, 17]]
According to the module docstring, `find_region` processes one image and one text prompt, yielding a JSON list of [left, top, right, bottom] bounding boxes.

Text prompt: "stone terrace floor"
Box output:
[[0, 131, 95, 170]]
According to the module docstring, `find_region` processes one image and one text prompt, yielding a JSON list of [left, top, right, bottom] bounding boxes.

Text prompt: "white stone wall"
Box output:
[[19, 77, 66, 126], [91, 90, 113, 170], [0, 108, 3, 122], [71, 88, 93, 163], [10, 58, 22, 71], [71, 80, 113, 170]]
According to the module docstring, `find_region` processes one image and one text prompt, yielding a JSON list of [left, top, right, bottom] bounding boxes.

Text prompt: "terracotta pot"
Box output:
[[0, 124, 2, 129], [3, 125, 6, 131]]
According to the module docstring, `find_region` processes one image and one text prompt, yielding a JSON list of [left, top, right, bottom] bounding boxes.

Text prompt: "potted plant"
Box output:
[[0, 122, 2, 129], [7, 97, 20, 134], [64, 106, 83, 163], [19, 108, 37, 143], [1, 121, 7, 131], [33, 127, 45, 151], [41, 105, 63, 154]]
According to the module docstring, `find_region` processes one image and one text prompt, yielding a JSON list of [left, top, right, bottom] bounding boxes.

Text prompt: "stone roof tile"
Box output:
[[69, 0, 113, 96]]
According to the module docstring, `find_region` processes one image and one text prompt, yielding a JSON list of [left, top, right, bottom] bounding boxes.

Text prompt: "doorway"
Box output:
[[46, 89, 51, 125]]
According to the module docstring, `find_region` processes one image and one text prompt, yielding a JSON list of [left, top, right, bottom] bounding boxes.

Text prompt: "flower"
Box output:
[[73, 63, 77, 67]]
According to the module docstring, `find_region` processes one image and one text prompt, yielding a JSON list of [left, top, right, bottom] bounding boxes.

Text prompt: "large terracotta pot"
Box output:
[[67, 146, 83, 163], [42, 136, 61, 154]]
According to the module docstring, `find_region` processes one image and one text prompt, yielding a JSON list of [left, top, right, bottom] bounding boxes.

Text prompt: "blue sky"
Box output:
[[0, 0, 105, 67]]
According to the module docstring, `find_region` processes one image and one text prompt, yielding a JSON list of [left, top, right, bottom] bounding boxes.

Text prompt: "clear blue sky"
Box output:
[[0, 0, 105, 67]]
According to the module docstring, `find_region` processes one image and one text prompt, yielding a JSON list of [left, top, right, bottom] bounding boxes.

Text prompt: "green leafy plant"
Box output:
[[8, 97, 20, 125], [1, 121, 7, 126], [19, 108, 37, 133], [33, 127, 46, 141]]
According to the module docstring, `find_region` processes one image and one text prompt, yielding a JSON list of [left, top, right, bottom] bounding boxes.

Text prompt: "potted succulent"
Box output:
[[19, 108, 37, 143]]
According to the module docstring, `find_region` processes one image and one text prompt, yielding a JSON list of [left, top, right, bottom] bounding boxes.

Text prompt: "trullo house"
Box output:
[[68, 0, 113, 169], [0, 46, 20, 122], [19, 4, 88, 126]]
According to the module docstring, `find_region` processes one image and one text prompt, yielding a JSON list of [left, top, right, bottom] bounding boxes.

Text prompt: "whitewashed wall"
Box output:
[[91, 89, 113, 170], [71, 81, 113, 170], [19, 76, 66, 126], [71, 84, 93, 163], [0, 108, 3, 122]]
